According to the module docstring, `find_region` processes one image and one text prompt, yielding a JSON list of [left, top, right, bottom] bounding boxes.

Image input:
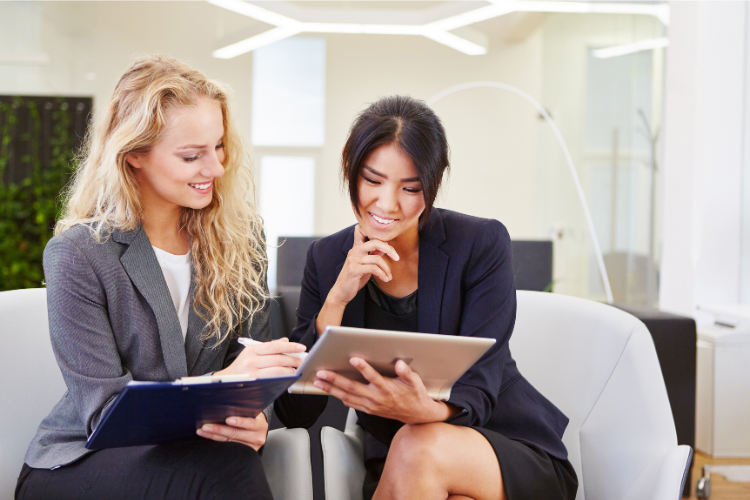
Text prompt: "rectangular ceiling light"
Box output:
[[592, 37, 669, 59]]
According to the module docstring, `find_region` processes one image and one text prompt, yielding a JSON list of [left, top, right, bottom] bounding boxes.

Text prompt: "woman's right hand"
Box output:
[[327, 225, 400, 305], [215, 338, 305, 378], [315, 225, 399, 334]]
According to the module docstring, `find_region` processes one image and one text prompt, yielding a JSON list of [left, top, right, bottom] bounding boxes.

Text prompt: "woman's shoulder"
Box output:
[[44, 224, 123, 265], [309, 224, 355, 256], [432, 208, 510, 245]]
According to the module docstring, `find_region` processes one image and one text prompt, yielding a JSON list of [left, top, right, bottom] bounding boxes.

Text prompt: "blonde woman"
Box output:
[[15, 55, 305, 500]]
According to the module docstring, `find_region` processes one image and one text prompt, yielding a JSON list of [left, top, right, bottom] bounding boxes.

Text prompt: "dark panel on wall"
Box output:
[[276, 236, 320, 288], [511, 240, 553, 291]]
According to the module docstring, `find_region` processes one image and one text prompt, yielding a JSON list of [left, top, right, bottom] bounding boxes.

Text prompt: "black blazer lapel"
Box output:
[[115, 226, 189, 380], [418, 210, 449, 334]]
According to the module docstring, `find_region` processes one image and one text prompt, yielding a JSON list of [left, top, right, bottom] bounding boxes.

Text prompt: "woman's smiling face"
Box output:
[[128, 96, 226, 212], [354, 142, 426, 243]]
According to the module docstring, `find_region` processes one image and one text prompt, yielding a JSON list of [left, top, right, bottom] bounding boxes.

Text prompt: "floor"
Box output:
[[685, 451, 750, 499]]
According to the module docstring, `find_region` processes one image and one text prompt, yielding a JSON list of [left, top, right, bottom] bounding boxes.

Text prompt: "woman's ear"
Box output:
[[126, 154, 142, 170]]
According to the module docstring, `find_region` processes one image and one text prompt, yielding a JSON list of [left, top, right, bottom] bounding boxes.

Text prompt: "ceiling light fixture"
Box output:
[[209, 0, 669, 59], [592, 37, 669, 59]]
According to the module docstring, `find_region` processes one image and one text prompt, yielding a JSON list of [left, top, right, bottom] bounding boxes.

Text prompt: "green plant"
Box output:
[[0, 97, 81, 291]]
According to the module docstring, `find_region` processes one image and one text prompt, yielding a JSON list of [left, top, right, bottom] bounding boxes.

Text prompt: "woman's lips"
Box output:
[[189, 181, 212, 194], [369, 212, 397, 228]]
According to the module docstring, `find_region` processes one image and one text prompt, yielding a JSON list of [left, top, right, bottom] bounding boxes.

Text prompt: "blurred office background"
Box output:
[[1, 0, 674, 305]]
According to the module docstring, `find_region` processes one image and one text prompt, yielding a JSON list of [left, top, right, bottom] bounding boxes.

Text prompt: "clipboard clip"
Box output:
[[176, 374, 257, 385]]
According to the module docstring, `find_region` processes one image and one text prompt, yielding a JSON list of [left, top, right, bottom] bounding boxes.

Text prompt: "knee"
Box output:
[[388, 423, 450, 471]]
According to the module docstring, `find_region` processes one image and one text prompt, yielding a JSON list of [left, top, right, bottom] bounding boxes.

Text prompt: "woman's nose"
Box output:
[[376, 186, 398, 213], [201, 151, 225, 179]]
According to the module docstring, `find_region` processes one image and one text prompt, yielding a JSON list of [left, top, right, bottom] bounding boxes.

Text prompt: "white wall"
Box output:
[[660, 1, 746, 317], [317, 25, 544, 239]]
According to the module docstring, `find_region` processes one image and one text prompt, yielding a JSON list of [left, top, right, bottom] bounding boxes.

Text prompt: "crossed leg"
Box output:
[[372, 422, 507, 500]]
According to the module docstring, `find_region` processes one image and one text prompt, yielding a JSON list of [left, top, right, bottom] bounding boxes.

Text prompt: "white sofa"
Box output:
[[320, 291, 692, 500]]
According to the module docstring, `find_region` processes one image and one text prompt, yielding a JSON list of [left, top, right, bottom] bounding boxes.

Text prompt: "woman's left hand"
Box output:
[[196, 412, 268, 451], [313, 358, 456, 425]]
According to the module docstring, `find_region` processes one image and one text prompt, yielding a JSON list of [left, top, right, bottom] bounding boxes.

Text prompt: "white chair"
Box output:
[[0, 288, 313, 500], [321, 291, 692, 500]]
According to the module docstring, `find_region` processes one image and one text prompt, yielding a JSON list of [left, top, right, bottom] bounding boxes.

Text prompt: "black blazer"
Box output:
[[276, 209, 569, 460]]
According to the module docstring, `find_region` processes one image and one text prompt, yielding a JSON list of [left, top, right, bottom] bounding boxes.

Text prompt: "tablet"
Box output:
[[288, 326, 495, 401]]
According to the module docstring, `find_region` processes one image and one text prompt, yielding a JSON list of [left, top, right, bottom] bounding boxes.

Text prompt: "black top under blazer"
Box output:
[[275, 208, 569, 460], [25, 224, 272, 469]]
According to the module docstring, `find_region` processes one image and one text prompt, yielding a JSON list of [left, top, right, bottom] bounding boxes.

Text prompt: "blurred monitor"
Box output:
[[277, 236, 553, 292]]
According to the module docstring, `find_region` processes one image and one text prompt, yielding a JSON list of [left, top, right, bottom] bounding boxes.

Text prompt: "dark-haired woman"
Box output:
[[275, 96, 577, 500]]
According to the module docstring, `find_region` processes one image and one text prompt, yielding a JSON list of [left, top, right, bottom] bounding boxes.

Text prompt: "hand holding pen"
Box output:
[[213, 338, 307, 379]]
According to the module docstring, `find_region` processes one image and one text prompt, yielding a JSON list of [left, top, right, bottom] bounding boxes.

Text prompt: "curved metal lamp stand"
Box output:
[[428, 81, 614, 304]]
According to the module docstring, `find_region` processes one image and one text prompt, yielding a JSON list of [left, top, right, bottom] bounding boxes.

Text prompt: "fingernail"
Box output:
[[203, 424, 213, 432], [314, 380, 324, 389], [227, 418, 237, 425], [317, 372, 327, 380], [196, 429, 206, 436]]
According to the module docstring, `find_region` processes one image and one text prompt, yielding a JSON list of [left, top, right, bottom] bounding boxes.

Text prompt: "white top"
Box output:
[[152, 246, 192, 340]]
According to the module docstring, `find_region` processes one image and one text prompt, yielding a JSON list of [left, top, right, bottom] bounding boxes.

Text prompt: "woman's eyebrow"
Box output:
[[363, 165, 420, 183], [176, 144, 208, 150], [364, 165, 386, 178]]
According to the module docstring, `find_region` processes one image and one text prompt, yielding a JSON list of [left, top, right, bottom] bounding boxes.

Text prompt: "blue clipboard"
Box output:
[[86, 374, 299, 450]]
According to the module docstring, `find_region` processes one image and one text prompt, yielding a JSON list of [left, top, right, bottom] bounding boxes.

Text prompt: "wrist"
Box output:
[[324, 291, 349, 311], [430, 401, 459, 423]]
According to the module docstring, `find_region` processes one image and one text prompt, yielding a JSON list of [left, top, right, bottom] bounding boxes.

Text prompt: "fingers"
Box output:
[[252, 353, 302, 369], [349, 357, 387, 388], [196, 414, 268, 450], [256, 366, 298, 378], [352, 225, 400, 261], [358, 261, 391, 282], [315, 370, 371, 396], [314, 376, 371, 409], [253, 339, 306, 355], [353, 225, 367, 247], [361, 239, 400, 261]]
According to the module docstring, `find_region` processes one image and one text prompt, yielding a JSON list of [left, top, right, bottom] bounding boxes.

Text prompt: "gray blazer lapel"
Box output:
[[116, 226, 189, 380], [184, 281, 207, 373]]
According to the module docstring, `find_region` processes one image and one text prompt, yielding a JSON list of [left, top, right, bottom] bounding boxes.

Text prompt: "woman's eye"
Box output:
[[405, 187, 422, 194], [216, 143, 225, 150], [363, 177, 380, 185], [183, 156, 199, 163]]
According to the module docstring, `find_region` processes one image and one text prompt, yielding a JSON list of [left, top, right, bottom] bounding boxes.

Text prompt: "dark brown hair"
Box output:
[[342, 95, 450, 229]]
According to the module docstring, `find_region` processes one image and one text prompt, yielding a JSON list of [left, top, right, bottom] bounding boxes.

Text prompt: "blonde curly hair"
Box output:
[[57, 55, 267, 345]]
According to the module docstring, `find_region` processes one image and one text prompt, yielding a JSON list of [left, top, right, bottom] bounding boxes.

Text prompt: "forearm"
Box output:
[[314, 295, 347, 336]]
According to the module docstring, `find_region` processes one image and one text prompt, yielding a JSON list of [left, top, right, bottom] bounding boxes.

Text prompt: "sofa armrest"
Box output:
[[321, 426, 366, 500], [624, 445, 693, 500], [262, 428, 313, 500]]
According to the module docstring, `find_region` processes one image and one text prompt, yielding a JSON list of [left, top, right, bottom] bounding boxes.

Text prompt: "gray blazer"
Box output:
[[25, 224, 272, 469]]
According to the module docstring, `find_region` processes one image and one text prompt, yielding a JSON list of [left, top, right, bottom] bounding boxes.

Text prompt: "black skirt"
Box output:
[[363, 427, 578, 500]]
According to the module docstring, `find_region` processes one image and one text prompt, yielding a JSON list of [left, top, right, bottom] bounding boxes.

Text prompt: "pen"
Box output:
[[238, 337, 308, 359]]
